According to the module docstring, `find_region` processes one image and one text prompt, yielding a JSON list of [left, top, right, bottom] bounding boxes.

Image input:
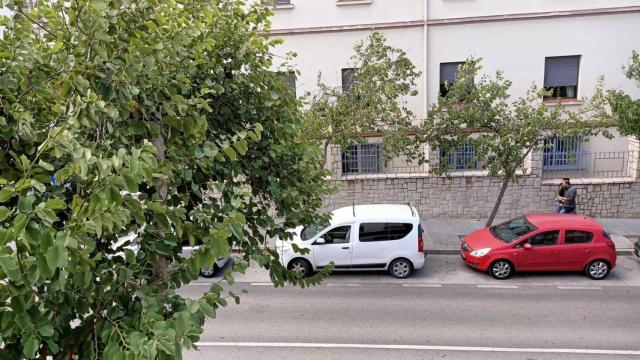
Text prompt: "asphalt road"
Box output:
[[180, 282, 640, 359]]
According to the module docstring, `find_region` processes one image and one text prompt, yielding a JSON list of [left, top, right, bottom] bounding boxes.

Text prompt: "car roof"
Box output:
[[524, 213, 602, 230], [330, 204, 419, 224]]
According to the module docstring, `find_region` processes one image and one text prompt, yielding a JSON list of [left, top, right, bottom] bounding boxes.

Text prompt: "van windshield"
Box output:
[[300, 219, 330, 241], [490, 217, 537, 243]]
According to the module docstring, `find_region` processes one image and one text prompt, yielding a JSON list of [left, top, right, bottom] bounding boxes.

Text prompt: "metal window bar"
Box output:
[[541, 151, 632, 179], [543, 136, 583, 170], [342, 144, 382, 174], [440, 143, 480, 171]]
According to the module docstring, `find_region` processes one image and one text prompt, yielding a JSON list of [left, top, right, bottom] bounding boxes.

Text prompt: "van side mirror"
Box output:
[[523, 242, 532, 250], [315, 237, 326, 245]]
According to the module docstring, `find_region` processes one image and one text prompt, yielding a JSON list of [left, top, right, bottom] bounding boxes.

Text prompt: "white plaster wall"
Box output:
[[428, 0, 640, 19], [272, 27, 427, 119], [427, 13, 640, 105], [269, 0, 424, 29]]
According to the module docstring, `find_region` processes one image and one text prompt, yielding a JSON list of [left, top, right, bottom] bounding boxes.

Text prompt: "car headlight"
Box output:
[[470, 248, 491, 257]]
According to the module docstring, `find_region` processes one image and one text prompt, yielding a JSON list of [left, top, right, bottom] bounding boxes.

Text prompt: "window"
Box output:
[[359, 223, 413, 242], [342, 143, 382, 174], [527, 231, 560, 247], [491, 217, 537, 243], [543, 136, 584, 170], [544, 56, 580, 100], [300, 219, 331, 241], [319, 226, 351, 244], [341, 68, 358, 92], [439, 142, 480, 171], [439, 62, 464, 97], [565, 230, 594, 244], [277, 71, 296, 97]]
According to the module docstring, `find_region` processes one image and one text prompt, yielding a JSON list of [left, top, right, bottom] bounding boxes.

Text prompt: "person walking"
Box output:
[[554, 180, 565, 213], [558, 178, 577, 214]]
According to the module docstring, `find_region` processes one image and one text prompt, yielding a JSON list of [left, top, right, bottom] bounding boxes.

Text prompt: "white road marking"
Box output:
[[250, 282, 274, 286], [402, 283, 443, 288], [326, 283, 361, 287], [193, 342, 640, 355], [186, 282, 216, 286], [477, 284, 519, 289], [557, 285, 602, 290]]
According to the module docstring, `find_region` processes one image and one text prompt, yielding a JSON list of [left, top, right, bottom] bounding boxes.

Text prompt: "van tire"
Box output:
[[389, 258, 413, 279], [288, 258, 312, 277], [200, 265, 218, 278]]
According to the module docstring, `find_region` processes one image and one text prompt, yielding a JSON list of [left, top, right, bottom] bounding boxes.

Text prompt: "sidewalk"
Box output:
[[424, 217, 640, 254]]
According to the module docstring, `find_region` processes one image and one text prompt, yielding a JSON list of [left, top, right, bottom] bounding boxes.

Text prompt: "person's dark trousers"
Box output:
[[560, 207, 576, 214]]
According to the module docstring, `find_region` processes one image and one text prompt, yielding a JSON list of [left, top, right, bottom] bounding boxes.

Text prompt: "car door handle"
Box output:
[[341, 246, 350, 250], [583, 249, 591, 252]]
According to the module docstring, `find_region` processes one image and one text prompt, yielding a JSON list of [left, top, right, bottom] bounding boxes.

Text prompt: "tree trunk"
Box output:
[[318, 139, 330, 170], [486, 174, 511, 227]]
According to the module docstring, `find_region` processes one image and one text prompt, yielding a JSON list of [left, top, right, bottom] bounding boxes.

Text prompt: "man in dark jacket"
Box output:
[[558, 178, 577, 214]]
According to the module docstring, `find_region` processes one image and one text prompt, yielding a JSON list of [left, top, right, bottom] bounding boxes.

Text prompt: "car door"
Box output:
[[513, 230, 561, 271], [312, 225, 353, 269], [555, 229, 596, 270], [351, 222, 412, 269]]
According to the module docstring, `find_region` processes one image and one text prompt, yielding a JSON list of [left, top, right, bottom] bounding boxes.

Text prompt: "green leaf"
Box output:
[[122, 174, 138, 193], [39, 324, 54, 337], [0, 206, 10, 221], [0, 187, 14, 202], [18, 196, 34, 213], [45, 199, 67, 210], [23, 334, 39, 359], [223, 146, 237, 161], [38, 160, 54, 171], [233, 139, 248, 155], [46, 244, 68, 269]]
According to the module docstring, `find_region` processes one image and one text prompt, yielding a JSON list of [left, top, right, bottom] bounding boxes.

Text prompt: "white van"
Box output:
[[276, 204, 425, 279]]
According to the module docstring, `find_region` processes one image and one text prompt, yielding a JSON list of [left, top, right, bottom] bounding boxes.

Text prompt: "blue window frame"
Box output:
[[543, 136, 584, 170], [440, 143, 479, 171], [342, 144, 382, 174]]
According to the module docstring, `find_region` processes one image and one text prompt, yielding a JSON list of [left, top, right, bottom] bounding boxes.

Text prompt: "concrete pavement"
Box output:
[[180, 283, 640, 360]]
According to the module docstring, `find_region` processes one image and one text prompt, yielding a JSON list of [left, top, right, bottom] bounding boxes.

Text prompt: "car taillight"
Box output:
[[418, 224, 424, 253]]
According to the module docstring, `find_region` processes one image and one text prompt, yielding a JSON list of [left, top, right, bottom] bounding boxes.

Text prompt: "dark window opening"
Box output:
[[359, 223, 413, 242], [342, 143, 382, 174], [527, 231, 560, 247], [565, 230, 594, 244], [544, 55, 580, 100]]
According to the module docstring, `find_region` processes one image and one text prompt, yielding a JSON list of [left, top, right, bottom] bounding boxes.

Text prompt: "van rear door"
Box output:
[[352, 222, 414, 269]]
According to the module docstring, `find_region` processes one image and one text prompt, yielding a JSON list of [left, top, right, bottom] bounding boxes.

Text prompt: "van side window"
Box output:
[[320, 226, 351, 244], [359, 223, 414, 242], [565, 230, 594, 244]]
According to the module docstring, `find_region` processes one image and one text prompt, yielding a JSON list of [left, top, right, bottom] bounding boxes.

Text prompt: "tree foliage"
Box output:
[[608, 50, 640, 138], [0, 0, 332, 358], [304, 31, 421, 166], [422, 59, 609, 226]]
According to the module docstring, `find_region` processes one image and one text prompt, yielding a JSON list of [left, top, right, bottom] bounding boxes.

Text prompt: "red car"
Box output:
[[461, 214, 617, 280]]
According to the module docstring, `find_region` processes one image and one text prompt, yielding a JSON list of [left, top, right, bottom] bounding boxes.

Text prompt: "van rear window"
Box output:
[[359, 223, 413, 242]]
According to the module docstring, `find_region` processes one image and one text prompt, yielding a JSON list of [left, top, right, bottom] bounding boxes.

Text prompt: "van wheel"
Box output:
[[200, 265, 218, 278], [489, 260, 513, 280], [288, 258, 312, 277], [389, 258, 413, 279], [586, 260, 610, 280]]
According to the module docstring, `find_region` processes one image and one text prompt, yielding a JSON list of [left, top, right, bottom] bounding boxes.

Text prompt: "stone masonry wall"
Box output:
[[324, 140, 640, 218]]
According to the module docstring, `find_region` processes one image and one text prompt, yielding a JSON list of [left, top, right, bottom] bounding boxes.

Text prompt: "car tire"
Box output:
[[585, 260, 610, 280], [489, 259, 514, 280], [389, 258, 413, 279], [200, 265, 218, 278], [288, 258, 312, 277]]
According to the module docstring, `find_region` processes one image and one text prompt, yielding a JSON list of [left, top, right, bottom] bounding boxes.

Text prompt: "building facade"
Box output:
[[268, 0, 640, 218]]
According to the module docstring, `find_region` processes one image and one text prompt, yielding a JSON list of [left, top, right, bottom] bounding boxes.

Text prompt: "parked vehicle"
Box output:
[[276, 204, 425, 279], [460, 214, 617, 280]]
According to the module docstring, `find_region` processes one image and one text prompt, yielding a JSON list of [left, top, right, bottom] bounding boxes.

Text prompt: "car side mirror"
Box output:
[[315, 237, 326, 245], [523, 243, 532, 250]]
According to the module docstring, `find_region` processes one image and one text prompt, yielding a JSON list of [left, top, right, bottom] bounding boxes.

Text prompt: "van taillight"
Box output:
[[418, 225, 424, 253]]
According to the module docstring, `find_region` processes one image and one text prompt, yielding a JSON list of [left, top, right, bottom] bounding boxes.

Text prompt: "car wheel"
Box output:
[[585, 260, 610, 280], [288, 258, 312, 277], [489, 260, 513, 280], [389, 258, 413, 279], [200, 265, 218, 278]]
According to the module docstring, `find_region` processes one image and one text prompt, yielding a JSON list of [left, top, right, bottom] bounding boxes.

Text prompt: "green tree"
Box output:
[[0, 0, 332, 358], [422, 59, 609, 226], [608, 50, 640, 138], [305, 32, 422, 168]]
